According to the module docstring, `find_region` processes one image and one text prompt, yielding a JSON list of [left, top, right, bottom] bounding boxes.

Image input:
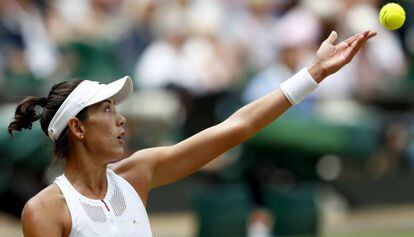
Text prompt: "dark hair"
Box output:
[[8, 80, 89, 160]]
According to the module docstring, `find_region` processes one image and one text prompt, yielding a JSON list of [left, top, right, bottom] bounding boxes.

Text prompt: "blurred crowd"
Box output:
[[1, 0, 412, 153], [2, 0, 414, 236], [0, 0, 410, 99]]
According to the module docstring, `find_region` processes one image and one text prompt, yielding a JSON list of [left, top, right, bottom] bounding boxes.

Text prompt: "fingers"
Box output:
[[366, 31, 377, 39], [342, 30, 376, 60], [344, 32, 363, 46], [352, 31, 376, 47], [324, 31, 338, 45], [343, 30, 376, 46], [346, 32, 372, 59], [359, 31, 377, 42]]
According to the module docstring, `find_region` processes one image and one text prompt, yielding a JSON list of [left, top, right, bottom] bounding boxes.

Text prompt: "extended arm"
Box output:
[[114, 31, 376, 195]]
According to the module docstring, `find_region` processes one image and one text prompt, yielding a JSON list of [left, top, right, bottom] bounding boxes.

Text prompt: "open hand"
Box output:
[[309, 31, 377, 83]]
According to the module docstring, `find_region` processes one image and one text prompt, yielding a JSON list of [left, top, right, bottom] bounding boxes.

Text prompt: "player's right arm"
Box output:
[[22, 185, 69, 237], [115, 30, 377, 194]]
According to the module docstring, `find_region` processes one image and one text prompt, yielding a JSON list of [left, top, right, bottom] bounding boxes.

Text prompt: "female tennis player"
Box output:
[[8, 30, 375, 237]]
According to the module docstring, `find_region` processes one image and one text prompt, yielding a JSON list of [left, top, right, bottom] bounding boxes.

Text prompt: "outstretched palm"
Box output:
[[314, 31, 377, 78]]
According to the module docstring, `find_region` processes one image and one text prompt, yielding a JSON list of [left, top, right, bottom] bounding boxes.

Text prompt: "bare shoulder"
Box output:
[[22, 184, 71, 237], [111, 146, 172, 203]]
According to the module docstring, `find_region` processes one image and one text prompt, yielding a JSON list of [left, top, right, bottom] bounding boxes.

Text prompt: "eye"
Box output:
[[105, 106, 111, 112]]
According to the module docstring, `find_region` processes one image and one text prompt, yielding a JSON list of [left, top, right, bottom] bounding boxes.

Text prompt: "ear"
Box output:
[[67, 117, 86, 140]]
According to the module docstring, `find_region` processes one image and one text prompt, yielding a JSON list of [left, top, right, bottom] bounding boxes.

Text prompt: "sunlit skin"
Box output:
[[64, 99, 126, 200], [21, 30, 376, 237], [70, 99, 127, 163]]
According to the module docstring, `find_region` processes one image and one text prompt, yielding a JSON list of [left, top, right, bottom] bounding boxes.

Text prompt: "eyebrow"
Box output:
[[102, 99, 114, 105]]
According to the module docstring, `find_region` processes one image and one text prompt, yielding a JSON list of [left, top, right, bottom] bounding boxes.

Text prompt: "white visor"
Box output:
[[47, 76, 133, 140]]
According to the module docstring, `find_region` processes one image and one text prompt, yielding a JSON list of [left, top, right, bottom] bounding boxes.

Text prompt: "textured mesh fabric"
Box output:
[[78, 181, 126, 222], [54, 169, 153, 237], [110, 182, 126, 217], [79, 201, 107, 223]]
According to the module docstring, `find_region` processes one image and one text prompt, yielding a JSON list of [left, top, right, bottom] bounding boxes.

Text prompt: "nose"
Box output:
[[117, 112, 127, 126]]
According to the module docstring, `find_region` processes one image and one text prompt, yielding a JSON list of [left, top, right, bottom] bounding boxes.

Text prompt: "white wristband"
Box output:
[[280, 68, 319, 105]]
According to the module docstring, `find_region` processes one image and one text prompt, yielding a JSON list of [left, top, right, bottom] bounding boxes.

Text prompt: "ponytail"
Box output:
[[8, 96, 47, 136], [8, 79, 85, 160]]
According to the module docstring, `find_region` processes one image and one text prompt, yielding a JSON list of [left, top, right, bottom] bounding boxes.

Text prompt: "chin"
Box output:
[[109, 149, 125, 163], [108, 156, 127, 165], [115, 148, 125, 158]]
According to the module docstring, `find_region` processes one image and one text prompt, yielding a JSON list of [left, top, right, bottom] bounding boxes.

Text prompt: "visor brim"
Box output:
[[86, 76, 133, 107]]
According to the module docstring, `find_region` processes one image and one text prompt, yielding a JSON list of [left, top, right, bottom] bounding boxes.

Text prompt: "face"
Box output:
[[81, 98, 127, 163]]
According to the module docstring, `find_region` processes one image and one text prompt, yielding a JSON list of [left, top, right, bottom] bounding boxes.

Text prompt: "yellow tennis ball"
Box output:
[[379, 3, 406, 30]]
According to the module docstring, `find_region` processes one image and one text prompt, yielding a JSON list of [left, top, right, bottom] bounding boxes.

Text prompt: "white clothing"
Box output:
[[55, 169, 153, 237]]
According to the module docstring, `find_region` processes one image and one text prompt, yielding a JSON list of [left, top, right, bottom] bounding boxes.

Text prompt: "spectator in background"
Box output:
[[46, 0, 130, 43], [244, 0, 407, 104], [329, 0, 407, 100], [134, 0, 190, 90], [242, 4, 322, 104], [45, 0, 143, 83], [0, 0, 57, 98], [115, 0, 157, 72], [135, 0, 240, 137], [135, 0, 239, 95], [227, 0, 281, 73]]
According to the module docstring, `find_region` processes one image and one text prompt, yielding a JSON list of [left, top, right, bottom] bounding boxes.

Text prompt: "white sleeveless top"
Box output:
[[54, 169, 153, 237]]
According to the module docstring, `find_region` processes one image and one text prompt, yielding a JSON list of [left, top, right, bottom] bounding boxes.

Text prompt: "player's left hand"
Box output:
[[309, 30, 377, 83]]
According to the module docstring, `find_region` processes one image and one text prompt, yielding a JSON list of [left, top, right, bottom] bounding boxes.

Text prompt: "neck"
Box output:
[[65, 149, 108, 200]]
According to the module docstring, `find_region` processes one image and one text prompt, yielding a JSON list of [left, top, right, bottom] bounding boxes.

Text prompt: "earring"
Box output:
[[80, 135, 84, 139]]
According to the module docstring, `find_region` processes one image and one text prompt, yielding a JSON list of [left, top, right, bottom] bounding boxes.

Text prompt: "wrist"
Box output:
[[308, 60, 326, 83], [280, 68, 319, 105]]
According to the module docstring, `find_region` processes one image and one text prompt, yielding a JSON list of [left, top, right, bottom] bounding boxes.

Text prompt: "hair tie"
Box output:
[[38, 97, 48, 107]]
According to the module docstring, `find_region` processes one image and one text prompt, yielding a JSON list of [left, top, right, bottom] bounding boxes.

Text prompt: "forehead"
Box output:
[[89, 98, 115, 110]]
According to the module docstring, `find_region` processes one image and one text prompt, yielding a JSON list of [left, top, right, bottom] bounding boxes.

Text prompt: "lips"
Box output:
[[117, 131, 125, 144]]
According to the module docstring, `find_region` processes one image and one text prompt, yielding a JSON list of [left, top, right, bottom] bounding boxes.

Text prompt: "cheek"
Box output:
[[84, 117, 122, 154], [86, 135, 124, 158], [85, 126, 114, 147], [89, 131, 116, 145], [86, 119, 113, 137]]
